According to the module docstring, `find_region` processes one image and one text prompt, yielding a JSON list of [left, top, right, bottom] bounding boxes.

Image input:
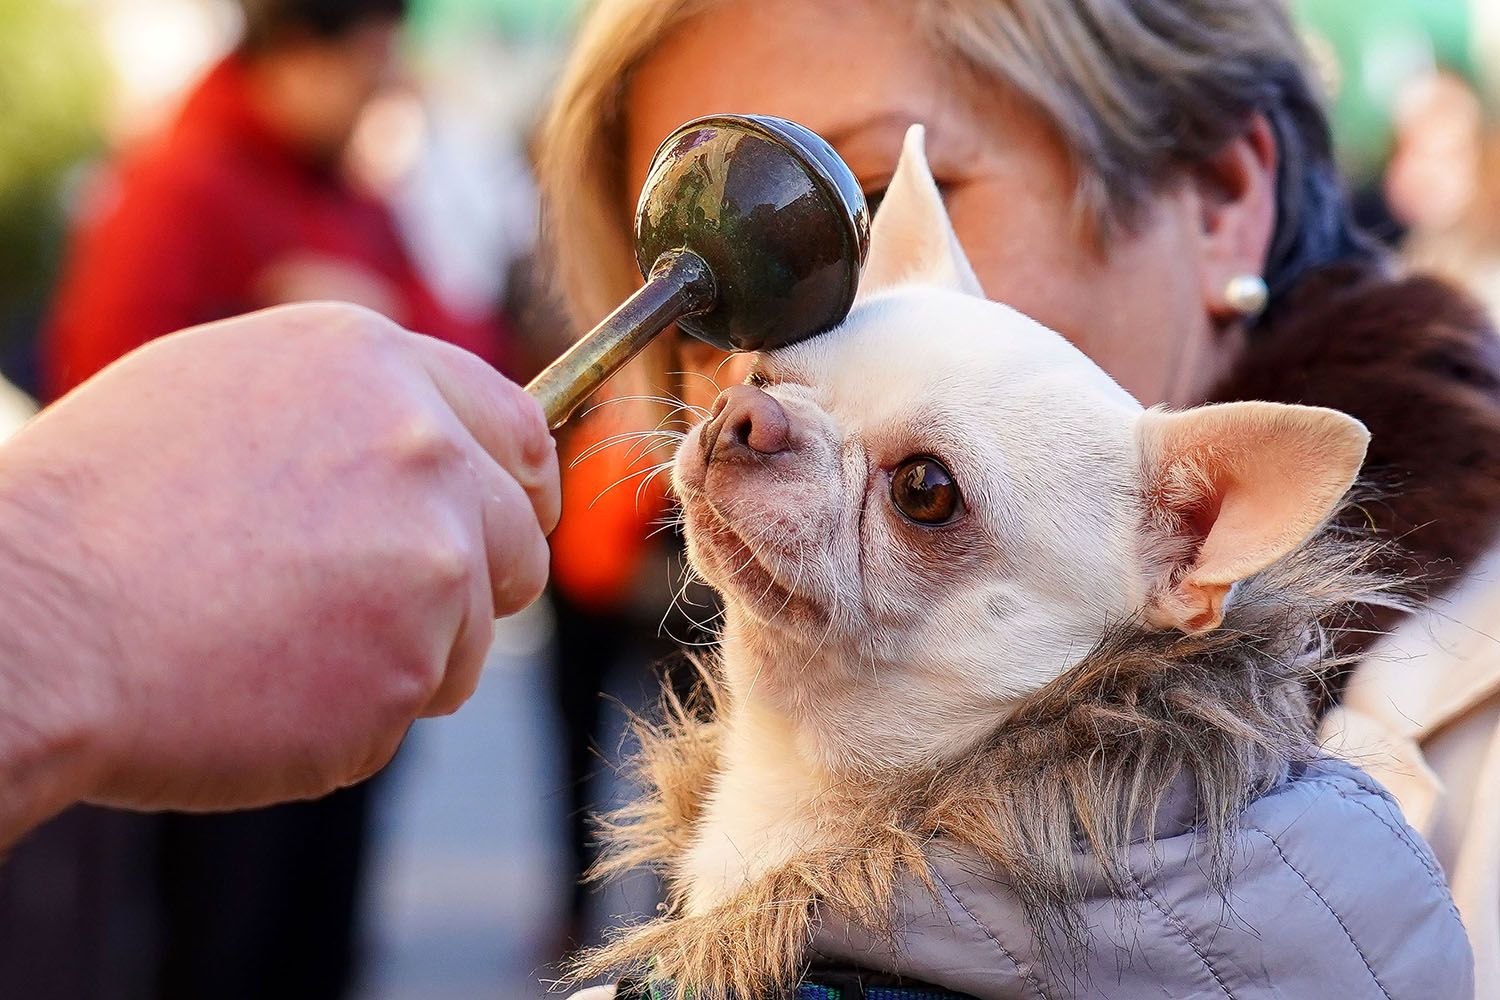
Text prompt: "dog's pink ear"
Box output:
[[857, 125, 984, 301], [1137, 401, 1369, 634]]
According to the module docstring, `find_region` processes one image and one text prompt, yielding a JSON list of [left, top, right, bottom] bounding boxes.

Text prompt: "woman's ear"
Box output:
[[1136, 401, 1369, 634], [1193, 114, 1278, 322]]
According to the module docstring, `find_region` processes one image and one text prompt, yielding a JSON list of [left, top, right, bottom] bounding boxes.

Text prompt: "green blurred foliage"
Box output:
[[1295, 0, 1476, 182], [0, 0, 107, 356], [409, 0, 586, 41]]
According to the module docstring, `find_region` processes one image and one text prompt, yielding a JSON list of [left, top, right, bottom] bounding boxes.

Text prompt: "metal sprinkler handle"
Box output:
[[524, 114, 870, 429]]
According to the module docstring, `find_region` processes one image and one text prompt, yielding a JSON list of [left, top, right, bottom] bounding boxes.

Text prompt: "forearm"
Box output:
[[0, 442, 109, 849]]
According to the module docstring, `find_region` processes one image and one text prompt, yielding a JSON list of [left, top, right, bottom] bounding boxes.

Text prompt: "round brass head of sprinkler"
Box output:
[[634, 114, 872, 353]]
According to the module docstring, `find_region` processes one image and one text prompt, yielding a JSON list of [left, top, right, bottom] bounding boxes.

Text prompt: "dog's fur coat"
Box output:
[[573, 531, 1398, 997]]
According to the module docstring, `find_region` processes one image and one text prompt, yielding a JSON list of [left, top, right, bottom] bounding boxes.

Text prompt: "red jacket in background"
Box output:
[[45, 55, 505, 401]]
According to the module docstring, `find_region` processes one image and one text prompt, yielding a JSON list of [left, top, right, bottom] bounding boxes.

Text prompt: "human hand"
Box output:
[[0, 302, 558, 837]]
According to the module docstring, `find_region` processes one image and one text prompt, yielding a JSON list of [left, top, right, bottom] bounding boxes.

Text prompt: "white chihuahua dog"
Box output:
[[566, 126, 1385, 1000], [671, 124, 1364, 909]]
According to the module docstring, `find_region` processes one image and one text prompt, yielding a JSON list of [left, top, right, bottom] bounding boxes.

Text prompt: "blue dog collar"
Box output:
[[796, 985, 974, 999]]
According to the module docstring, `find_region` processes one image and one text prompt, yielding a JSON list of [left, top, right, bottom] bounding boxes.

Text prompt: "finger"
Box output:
[[420, 573, 494, 718], [477, 458, 552, 618], [347, 723, 414, 785], [420, 461, 549, 718], [414, 335, 561, 534]]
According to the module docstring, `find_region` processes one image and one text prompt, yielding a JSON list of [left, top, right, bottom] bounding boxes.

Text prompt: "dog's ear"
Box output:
[[857, 124, 984, 301], [1136, 401, 1369, 634]]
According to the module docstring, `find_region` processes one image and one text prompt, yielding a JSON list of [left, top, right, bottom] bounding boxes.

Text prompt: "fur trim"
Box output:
[[570, 525, 1406, 998]]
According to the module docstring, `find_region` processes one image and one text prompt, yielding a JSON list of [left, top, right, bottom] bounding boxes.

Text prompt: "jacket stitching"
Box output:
[[1333, 789, 1464, 926], [1335, 789, 1442, 880], [1123, 871, 1236, 999], [1248, 825, 1394, 1000], [930, 867, 1050, 1000]]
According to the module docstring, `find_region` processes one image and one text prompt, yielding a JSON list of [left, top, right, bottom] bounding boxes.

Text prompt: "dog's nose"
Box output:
[[701, 385, 792, 464]]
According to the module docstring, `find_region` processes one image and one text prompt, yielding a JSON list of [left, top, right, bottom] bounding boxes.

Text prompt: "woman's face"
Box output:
[[624, 0, 1255, 408]]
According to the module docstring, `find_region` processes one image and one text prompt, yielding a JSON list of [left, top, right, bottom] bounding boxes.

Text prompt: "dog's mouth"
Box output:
[[680, 493, 821, 625]]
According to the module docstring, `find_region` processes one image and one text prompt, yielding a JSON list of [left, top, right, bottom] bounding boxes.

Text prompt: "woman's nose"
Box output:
[[701, 384, 792, 463]]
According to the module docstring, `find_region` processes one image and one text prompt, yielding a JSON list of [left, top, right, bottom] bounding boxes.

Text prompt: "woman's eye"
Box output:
[[890, 456, 962, 525], [863, 181, 952, 218]]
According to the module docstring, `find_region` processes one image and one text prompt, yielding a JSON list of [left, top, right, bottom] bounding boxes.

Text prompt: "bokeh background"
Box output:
[[1, 1, 1499, 998]]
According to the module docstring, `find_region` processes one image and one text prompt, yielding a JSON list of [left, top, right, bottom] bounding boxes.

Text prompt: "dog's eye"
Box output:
[[746, 370, 770, 388], [890, 456, 961, 525]]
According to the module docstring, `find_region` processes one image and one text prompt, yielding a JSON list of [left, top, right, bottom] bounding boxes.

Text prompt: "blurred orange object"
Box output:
[[550, 401, 673, 612]]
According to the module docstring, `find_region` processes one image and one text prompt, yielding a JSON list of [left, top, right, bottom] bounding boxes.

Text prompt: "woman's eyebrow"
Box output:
[[819, 110, 929, 148]]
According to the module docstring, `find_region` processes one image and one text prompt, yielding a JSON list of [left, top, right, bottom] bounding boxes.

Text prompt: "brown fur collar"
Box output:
[[1212, 261, 1500, 700], [572, 528, 1402, 998]]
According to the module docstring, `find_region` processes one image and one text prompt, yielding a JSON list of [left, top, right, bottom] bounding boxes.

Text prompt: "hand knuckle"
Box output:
[[386, 656, 442, 721], [335, 300, 401, 338], [350, 730, 406, 785], [391, 414, 462, 468], [425, 538, 472, 595], [300, 301, 394, 347]]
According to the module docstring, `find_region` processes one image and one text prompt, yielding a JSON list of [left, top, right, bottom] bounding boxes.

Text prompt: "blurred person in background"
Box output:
[[1296, 0, 1500, 303], [44, 0, 504, 398], [538, 0, 1500, 989], [1293, 0, 1481, 246], [3, 1, 508, 998], [1391, 68, 1500, 318]]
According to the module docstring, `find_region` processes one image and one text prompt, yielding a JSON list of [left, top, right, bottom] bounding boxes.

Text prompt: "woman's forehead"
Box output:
[[621, 0, 945, 200]]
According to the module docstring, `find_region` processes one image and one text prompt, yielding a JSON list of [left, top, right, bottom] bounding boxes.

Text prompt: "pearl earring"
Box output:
[[1224, 274, 1269, 318]]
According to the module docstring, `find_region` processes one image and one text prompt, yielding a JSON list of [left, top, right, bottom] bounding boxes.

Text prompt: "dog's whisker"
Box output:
[[740, 555, 809, 706], [660, 554, 719, 642], [646, 515, 686, 541], [668, 368, 728, 396], [571, 428, 685, 467], [711, 353, 740, 382], [588, 460, 677, 509], [634, 461, 678, 510], [580, 392, 711, 420]]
